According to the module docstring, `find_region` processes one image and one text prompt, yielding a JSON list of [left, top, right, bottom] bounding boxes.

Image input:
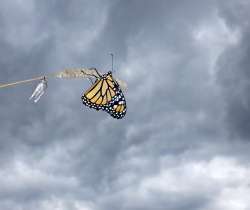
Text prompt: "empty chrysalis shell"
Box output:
[[29, 77, 47, 103]]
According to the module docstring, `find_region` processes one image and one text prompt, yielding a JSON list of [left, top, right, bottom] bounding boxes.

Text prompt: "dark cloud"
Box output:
[[0, 0, 250, 210], [217, 0, 250, 140]]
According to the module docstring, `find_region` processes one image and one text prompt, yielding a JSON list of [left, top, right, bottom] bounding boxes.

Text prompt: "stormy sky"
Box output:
[[0, 0, 250, 209]]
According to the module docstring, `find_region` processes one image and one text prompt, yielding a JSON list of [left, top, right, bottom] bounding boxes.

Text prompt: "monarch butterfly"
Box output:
[[81, 69, 127, 119]]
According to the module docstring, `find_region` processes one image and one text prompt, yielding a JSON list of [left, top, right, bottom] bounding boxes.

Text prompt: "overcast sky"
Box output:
[[0, 0, 250, 210]]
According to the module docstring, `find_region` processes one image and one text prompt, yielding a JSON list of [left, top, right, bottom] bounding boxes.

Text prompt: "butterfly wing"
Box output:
[[82, 79, 106, 111], [105, 86, 126, 119], [81, 72, 127, 119]]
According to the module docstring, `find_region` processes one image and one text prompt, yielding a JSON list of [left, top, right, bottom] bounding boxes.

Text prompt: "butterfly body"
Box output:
[[81, 71, 126, 119]]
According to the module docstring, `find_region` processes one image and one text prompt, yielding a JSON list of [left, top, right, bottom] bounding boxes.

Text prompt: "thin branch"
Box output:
[[0, 76, 45, 89]]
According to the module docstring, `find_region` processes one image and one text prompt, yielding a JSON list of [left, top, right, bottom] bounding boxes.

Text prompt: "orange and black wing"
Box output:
[[104, 87, 126, 119], [81, 72, 126, 119]]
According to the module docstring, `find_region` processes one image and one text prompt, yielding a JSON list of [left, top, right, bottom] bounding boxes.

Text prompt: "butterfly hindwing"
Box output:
[[104, 85, 126, 119]]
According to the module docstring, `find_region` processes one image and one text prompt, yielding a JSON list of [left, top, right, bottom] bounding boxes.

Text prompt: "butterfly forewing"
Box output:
[[85, 80, 102, 99]]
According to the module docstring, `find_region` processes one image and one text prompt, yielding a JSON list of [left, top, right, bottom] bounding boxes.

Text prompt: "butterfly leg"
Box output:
[[81, 70, 99, 79], [89, 67, 101, 77]]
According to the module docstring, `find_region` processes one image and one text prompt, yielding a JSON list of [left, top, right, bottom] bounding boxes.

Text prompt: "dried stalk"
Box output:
[[0, 67, 127, 91], [54, 68, 127, 90]]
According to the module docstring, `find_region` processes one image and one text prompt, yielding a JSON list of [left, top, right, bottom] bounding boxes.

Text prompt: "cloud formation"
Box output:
[[0, 0, 250, 210]]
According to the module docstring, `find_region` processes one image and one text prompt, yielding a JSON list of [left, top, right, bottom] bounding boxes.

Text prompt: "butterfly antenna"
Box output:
[[110, 53, 114, 73]]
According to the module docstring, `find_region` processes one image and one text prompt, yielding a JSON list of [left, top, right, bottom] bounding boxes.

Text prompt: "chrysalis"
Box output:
[[29, 77, 47, 103]]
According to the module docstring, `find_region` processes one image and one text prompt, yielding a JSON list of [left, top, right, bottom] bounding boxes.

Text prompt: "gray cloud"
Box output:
[[0, 0, 250, 210], [217, 0, 250, 140]]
